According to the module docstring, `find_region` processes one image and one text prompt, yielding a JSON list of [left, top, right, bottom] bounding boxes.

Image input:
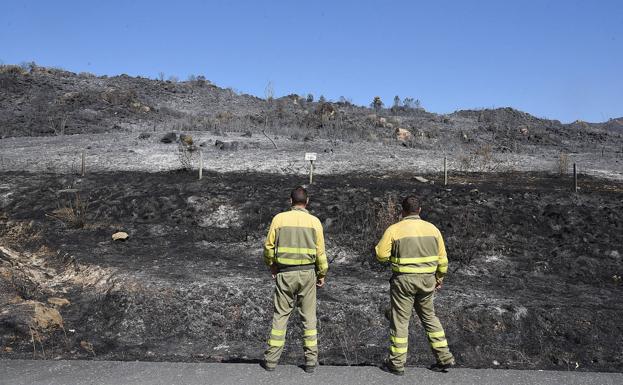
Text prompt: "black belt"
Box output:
[[277, 264, 315, 273]]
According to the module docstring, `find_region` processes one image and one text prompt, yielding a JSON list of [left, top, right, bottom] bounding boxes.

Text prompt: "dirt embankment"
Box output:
[[1, 170, 622, 371]]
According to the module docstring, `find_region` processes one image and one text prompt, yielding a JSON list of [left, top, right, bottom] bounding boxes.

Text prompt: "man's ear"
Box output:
[[289, 198, 293, 206], [306, 197, 310, 205]]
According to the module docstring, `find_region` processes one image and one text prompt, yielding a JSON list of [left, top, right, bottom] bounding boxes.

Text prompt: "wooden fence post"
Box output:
[[444, 156, 448, 186], [573, 163, 578, 193], [81, 151, 85, 176], [198, 150, 203, 180]]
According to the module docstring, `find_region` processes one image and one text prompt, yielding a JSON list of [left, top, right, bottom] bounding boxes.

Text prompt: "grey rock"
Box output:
[[160, 132, 177, 144], [215, 140, 240, 151]]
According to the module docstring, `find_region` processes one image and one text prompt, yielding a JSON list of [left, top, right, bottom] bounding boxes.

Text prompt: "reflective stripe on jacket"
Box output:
[[375, 215, 448, 279], [264, 207, 329, 277]]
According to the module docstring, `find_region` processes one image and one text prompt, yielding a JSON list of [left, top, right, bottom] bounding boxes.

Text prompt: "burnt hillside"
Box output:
[[1, 64, 621, 154]]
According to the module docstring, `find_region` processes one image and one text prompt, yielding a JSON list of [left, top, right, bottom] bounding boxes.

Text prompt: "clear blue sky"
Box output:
[[1, 0, 621, 123]]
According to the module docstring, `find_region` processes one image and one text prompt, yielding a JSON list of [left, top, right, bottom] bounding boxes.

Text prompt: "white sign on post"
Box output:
[[305, 153, 317, 184]]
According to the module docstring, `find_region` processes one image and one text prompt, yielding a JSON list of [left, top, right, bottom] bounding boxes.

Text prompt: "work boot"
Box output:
[[380, 360, 404, 376], [260, 361, 276, 372], [429, 361, 455, 373], [304, 364, 316, 373]]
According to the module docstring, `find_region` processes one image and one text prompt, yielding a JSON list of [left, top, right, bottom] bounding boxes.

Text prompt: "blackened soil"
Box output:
[[0, 170, 622, 371]]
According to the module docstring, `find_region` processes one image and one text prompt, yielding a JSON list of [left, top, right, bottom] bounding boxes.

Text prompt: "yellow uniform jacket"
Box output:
[[375, 215, 448, 279], [264, 207, 329, 278]]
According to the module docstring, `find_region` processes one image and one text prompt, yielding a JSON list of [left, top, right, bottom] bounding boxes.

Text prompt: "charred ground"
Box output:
[[1, 170, 622, 371]]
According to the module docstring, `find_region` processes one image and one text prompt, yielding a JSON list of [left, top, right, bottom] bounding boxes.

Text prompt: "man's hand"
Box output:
[[270, 264, 279, 279], [435, 279, 443, 290], [316, 277, 325, 288]]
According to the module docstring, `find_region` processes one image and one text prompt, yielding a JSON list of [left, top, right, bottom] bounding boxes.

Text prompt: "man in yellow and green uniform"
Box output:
[[375, 195, 454, 375], [261, 186, 328, 373]]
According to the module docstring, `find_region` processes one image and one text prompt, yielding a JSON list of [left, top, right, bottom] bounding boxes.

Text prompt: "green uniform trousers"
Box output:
[[389, 273, 454, 370], [264, 269, 318, 368]]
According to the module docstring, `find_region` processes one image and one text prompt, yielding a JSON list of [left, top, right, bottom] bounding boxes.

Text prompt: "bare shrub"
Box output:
[[47, 193, 89, 228], [18, 61, 37, 73], [338, 96, 352, 106], [171, 115, 213, 132], [102, 89, 139, 106], [370, 96, 383, 112], [176, 142, 199, 171], [556, 152, 570, 175], [374, 196, 400, 239], [0, 65, 27, 75], [216, 111, 234, 124], [180, 134, 193, 146], [474, 144, 495, 170], [457, 144, 501, 172], [457, 152, 474, 172], [264, 81, 274, 101], [334, 195, 400, 267], [48, 115, 67, 136], [0, 217, 43, 249], [195, 75, 208, 87], [364, 195, 401, 268], [316, 102, 336, 129], [78, 72, 96, 79]]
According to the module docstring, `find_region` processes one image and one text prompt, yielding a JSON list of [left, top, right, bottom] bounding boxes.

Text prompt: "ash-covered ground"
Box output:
[[1, 169, 622, 371], [0, 130, 622, 186], [1, 66, 622, 372]]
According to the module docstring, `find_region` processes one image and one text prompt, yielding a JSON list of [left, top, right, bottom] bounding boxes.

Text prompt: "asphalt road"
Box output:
[[1, 360, 622, 385]]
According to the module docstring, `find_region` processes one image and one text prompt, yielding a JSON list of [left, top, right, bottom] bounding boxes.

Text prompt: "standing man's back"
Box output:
[[375, 195, 454, 375], [261, 186, 328, 373]]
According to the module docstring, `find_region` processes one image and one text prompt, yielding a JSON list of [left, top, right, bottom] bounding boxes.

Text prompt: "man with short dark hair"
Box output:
[[375, 195, 454, 375], [261, 186, 328, 373]]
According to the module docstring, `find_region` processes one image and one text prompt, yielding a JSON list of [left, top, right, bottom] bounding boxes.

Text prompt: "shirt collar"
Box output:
[[291, 207, 309, 213], [403, 215, 421, 220]]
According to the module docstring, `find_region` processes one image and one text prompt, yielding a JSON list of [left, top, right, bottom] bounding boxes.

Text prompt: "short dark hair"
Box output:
[[402, 195, 420, 214], [291, 186, 308, 205]]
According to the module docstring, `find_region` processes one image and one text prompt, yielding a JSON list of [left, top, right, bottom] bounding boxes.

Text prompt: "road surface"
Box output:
[[1, 360, 622, 385]]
